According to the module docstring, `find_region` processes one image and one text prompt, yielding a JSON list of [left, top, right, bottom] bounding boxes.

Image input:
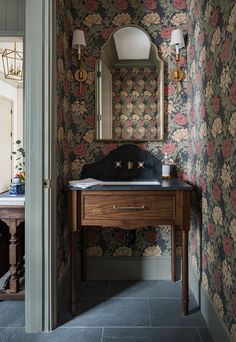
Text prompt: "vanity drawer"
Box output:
[[81, 191, 176, 224]]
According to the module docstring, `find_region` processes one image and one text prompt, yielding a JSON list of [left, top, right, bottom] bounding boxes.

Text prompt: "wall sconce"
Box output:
[[72, 29, 87, 83], [170, 29, 185, 93]]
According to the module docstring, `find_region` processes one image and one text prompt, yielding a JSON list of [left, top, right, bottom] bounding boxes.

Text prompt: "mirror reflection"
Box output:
[[96, 25, 164, 141]]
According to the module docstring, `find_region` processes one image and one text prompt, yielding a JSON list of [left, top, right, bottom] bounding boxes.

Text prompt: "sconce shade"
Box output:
[[170, 29, 185, 48], [72, 29, 86, 49]]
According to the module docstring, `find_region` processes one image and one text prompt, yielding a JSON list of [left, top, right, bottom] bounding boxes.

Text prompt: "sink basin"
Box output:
[[101, 180, 160, 186]]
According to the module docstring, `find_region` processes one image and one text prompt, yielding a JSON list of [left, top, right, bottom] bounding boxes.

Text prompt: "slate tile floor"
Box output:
[[0, 280, 214, 342]]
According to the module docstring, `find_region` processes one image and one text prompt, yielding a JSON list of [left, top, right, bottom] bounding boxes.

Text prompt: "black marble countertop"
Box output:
[[70, 178, 192, 191]]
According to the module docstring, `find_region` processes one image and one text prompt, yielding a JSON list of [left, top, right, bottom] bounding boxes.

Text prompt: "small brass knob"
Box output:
[[127, 161, 133, 170], [115, 161, 122, 168], [137, 161, 145, 169]]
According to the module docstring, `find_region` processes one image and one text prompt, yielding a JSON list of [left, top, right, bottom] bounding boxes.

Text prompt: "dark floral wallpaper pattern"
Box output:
[[186, 0, 236, 338], [56, 0, 188, 280], [112, 67, 158, 140]]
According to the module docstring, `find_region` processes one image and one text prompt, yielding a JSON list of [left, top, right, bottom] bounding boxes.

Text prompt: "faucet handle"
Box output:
[[115, 161, 122, 168], [137, 161, 145, 169], [127, 161, 134, 170]]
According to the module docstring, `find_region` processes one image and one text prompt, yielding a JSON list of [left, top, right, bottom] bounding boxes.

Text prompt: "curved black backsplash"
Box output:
[[81, 144, 163, 180]]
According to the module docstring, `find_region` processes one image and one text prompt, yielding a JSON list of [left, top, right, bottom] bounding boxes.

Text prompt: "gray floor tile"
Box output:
[[0, 327, 102, 342], [149, 297, 206, 327], [102, 327, 202, 342], [64, 298, 149, 327], [109, 280, 182, 298], [0, 301, 24, 327], [78, 280, 109, 298], [198, 327, 214, 341]]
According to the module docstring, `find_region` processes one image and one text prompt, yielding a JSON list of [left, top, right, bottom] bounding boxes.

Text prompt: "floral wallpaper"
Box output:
[[186, 0, 236, 338], [56, 0, 188, 281], [112, 67, 158, 140]]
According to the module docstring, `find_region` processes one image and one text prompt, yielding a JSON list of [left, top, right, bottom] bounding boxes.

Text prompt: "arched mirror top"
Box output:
[[96, 25, 164, 141]]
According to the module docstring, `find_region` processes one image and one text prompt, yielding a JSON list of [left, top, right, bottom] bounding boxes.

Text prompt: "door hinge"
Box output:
[[97, 71, 101, 78], [43, 179, 51, 189]]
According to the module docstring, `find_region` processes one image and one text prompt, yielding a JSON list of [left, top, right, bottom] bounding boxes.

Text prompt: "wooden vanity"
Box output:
[[70, 182, 192, 316], [0, 192, 25, 300], [69, 145, 192, 316]]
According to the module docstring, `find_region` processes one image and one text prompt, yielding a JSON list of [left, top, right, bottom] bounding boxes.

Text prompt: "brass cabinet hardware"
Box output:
[[112, 205, 145, 210]]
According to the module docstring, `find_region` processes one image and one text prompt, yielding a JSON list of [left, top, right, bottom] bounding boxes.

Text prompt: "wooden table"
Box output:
[[0, 194, 25, 300], [70, 179, 191, 316]]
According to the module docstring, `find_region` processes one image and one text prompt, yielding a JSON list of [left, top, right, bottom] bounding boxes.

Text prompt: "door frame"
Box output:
[[25, 0, 57, 332]]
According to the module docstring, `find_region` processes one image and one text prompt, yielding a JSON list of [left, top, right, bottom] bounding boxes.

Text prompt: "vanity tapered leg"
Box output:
[[171, 225, 176, 282], [71, 230, 77, 316], [182, 229, 189, 316], [81, 228, 87, 282]]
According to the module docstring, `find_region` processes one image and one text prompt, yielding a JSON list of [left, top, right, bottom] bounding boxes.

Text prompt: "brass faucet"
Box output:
[[127, 161, 133, 170]]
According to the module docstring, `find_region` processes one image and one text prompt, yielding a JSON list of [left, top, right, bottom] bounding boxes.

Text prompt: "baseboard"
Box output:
[[87, 256, 181, 280], [189, 264, 232, 342]]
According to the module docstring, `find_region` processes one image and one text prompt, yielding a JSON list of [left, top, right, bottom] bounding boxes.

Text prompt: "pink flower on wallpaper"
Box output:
[[200, 104, 206, 119], [57, 109, 63, 125], [222, 139, 232, 158], [223, 237, 233, 257], [195, 72, 201, 87], [191, 238, 197, 253], [173, 0, 186, 10], [194, 1, 200, 18], [207, 140, 214, 156], [213, 95, 220, 112], [220, 39, 230, 62], [64, 80, 70, 93], [63, 143, 69, 157], [143, 0, 157, 10], [146, 231, 158, 243], [160, 27, 172, 39], [103, 143, 118, 156], [211, 8, 219, 27], [102, 27, 115, 40], [187, 20, 193, 34], [85, 0, 99, 11], [73, 84, 87, 97], [86, 55, 96, 68], [208, 223, 216, 239], [174, 113, 187, 125], [115, 231, 126, 243], [214, 270, 222, 290], [200, 177, 206, 193], [202, 253, 207, 269], [189, 46, 195, 60], [161, 143, 176, 154], [191, 110, 195, 123], [164, 84, 175, 96], [206, 58, 213, 77], [126, 120, 132, 127], [231, 189, 236, 211], [87, 232, 100, 244], [198, 31, 204, 45], [114, 0, 128, 10], [73, 144, 87, 156], [230, 82, 236, 105], [213, 183, 221, 202], [177, 56, 186, 67], [85, 113, 95, 127]]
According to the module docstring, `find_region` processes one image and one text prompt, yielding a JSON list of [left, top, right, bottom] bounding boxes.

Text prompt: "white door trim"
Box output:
[[25, 0, 57, 332]]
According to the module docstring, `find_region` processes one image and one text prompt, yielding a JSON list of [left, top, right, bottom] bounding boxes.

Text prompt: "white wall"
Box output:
[[0, 79, 23, 175]]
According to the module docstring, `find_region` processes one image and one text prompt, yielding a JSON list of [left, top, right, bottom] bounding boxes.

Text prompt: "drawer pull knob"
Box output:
[[112, 205, 145, 210]]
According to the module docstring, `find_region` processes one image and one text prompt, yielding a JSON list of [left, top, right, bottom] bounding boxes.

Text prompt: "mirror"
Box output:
[[95, 25, 164, 141]]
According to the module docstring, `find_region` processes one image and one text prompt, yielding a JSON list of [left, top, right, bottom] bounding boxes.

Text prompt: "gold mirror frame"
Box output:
[[95, 24, 164, 142]]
